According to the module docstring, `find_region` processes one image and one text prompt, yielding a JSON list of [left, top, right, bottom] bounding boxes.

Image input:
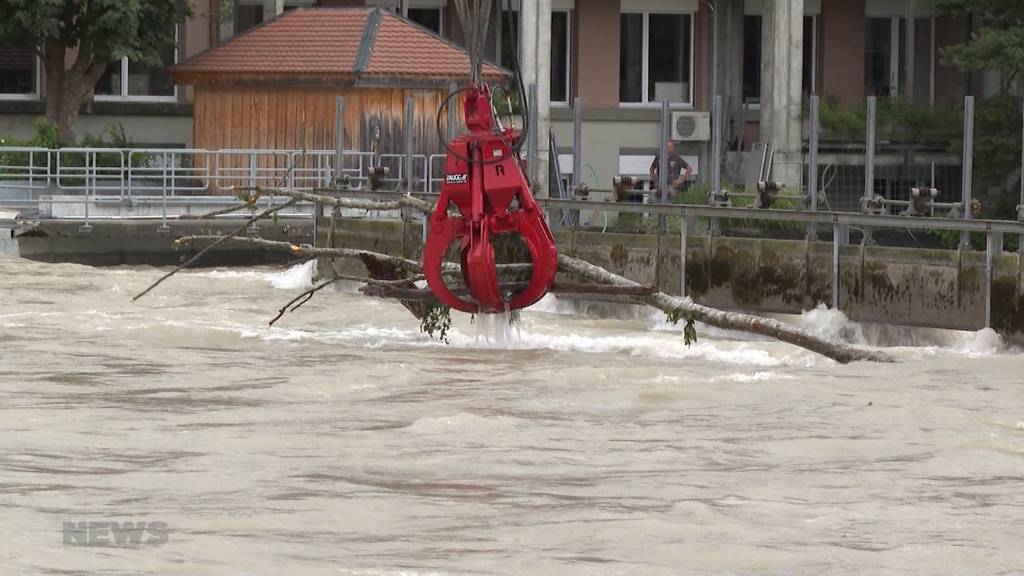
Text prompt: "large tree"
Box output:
[[932, 0, 1024, 94], [0, 0, 193, 140]]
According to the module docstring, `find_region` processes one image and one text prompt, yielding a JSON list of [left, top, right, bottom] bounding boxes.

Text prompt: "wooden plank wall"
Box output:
[[192, 85, 459, 191]]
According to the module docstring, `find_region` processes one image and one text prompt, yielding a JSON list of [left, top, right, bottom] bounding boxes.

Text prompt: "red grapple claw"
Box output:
[[422, 83, 558, 314]]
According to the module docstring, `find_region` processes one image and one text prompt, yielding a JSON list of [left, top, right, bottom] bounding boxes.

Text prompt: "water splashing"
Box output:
[[472, 310, 521, 345]]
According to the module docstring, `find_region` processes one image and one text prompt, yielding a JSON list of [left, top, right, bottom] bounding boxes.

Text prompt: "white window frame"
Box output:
[[94, 29, 179, 103], [868, 15, 935, 104], [618, 10, 696, 108], [0, 52, 42, 101], [497, 6, 574, 106]]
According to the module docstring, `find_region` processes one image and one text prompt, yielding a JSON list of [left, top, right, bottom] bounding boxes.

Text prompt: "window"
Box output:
[[742, 15, 817, 103], [235, 3, 264, 34], [408, 8, 443, 34], [95, 30, 177, 100], [0, 46, 38, 98], [499, 10, 572, 104], [619, 12, 693, 105], [865, 16, 934, 103]]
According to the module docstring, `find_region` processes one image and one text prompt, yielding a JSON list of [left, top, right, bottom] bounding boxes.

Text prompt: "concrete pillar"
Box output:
[[760, 0, 804, 188], [535, 0, 552, 195], [716, 0, 745, 151], [263, 0, 285, 20]]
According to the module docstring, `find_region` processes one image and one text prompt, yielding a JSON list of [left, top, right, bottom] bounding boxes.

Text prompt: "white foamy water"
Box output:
[[1, 257, 1023, 575]]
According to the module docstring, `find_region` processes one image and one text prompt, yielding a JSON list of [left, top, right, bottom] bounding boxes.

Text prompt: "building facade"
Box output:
[[0, 0, 992, 194]]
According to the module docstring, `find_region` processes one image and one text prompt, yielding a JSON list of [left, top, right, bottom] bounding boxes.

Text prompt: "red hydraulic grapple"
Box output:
[[422, 83, 558, 313]]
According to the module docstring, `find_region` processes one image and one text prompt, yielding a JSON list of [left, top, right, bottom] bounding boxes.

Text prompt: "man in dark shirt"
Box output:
[[649, 140, 693, 202]]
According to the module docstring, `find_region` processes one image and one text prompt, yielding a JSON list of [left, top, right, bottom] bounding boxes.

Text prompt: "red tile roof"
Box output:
[[173, 7, 508, 84]]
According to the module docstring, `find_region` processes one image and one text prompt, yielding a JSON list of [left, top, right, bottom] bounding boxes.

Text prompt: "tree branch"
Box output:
[[131, 199, 298, 302]]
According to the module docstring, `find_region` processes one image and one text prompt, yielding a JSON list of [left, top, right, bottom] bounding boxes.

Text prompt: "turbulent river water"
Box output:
[[1, 255, 1023, 575]]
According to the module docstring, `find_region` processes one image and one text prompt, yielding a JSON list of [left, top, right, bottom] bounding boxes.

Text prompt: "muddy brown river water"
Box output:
[[1, 256, 1023, 575]]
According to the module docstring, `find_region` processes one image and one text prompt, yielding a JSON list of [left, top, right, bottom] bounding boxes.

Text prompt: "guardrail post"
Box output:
[[335, 96, 345, 186], [865, 96, 876, 200], [962, 95, 975, 250], [831, 222, 840, 310], [80, 151, 93, 233], [985, 231, 995, 328], [249, 151, 257, 190], [527, 83, 538, 184], [158, 151, 170, 234], [712, 94, 723, 195], [658, 100, 670, 232], [571, 95, 582, 226], [808, 95, 820, 239], [680, 213, 689, 297]]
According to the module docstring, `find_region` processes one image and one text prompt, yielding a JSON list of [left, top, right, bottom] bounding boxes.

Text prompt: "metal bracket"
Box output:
[[708, 188, 732, 208], [860, 195, 886, 216], [905, 187, 939, 217]]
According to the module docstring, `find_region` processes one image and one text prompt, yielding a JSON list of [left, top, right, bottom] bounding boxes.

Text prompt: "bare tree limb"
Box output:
[[556, 254, 893, 364], [131, 199, 298, 302]]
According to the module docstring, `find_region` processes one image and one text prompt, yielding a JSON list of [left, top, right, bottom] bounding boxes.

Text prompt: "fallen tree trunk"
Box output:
[[175, 229, 893, 364]]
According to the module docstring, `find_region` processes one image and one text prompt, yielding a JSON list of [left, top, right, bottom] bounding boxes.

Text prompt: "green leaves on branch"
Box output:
[[420, 303, 452, 344], [665, 309, 698, 347]]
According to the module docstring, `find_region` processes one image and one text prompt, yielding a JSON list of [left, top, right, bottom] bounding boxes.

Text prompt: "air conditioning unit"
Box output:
[[671, 111, 711, 142]]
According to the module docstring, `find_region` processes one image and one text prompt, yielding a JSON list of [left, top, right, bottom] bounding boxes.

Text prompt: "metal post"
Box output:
[[405, 96, 415, 192], [962, 95, 975, 249], [158, 151, 169, 234], [865, 96, 877, 200], [249, 151, 257, 190], [79, 151, 93, 233], [658, 100, 670, 232], [659, 100, 670, 204], [571, 96, 583, 226], [832, 222, 840, 309], [985, 232, 994, 328], [680, 214, 689, 297], [527, 83, 538, 182], [712, 94, 723, 195], [334, 96, 345, 185], [572, 96, 582, 192], [808, 95, 820, 239]]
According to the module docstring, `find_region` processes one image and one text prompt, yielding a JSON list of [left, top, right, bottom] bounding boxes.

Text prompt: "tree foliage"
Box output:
[[933, 0, 1024, 92], [0, 0, 192, 137]]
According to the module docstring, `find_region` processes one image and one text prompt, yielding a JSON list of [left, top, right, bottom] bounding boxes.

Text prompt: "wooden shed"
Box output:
[[171, 6, 508, 179]]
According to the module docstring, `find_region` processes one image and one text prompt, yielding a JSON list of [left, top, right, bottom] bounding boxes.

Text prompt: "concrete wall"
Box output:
[[576, 0, 620, 109], [0, 114, 193, 147], [308, 219, 1022, 340], [820, 0, 866, 105]]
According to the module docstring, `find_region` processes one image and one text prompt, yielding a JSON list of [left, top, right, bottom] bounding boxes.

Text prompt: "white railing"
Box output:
[[0, 147, 430, 199]]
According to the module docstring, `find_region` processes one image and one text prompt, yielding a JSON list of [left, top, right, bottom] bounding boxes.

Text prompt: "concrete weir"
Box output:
[[8, 216, 1023, 341]]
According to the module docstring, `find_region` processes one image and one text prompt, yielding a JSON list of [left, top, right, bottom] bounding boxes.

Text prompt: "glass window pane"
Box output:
[[743, 15, 761, 102], [647, 13, 690, 103], [94, 61, 123, 96], [619, 13, 643, 103], [865, 17, 893, 97], [127, 40, 175, 97], [409, 8, 442, 34], [913, 18, 932, 103], [550, 11, 569, 102], [500, 11, 519, 71], [235, 4, 263, 35], [0, 46, 36, 94]]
